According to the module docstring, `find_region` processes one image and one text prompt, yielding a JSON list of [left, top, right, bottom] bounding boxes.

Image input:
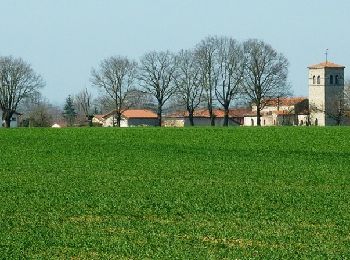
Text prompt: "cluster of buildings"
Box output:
[[1, 61, 348, 128], [93, 60, 349, 127]]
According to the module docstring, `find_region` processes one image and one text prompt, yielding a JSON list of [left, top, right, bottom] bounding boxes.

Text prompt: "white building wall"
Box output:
[[103, 116, 128, 127]]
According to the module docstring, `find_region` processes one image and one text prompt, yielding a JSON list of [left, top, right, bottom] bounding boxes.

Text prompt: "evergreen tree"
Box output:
[[63, 95, 77, 126]]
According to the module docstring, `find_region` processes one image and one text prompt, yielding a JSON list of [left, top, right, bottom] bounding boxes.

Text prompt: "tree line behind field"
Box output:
[[0, 35, 330, 128]]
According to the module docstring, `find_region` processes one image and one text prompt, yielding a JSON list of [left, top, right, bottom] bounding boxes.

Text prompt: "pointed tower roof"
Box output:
[[308, 61, 345, 69]]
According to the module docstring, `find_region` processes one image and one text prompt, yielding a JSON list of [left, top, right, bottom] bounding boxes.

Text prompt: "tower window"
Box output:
[[313, 75, 316, 84], [317, 76, 321, 84], [335, 75, 339, 85], [330, 75, 334, 84]]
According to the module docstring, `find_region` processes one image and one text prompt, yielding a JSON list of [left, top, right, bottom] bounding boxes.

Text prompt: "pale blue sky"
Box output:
[[1, 0, 350, 104]]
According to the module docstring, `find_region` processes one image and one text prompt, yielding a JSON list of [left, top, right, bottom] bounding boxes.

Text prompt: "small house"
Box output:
[[102, 109, 158, 127]]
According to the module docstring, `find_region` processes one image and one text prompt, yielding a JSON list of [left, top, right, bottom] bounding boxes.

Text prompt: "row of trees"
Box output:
[[90, 36, 290, 127], [0, 36, 290, 127]]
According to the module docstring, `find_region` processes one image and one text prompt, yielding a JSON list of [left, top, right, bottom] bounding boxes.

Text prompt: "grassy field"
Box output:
[[0, 127, 350, 259]]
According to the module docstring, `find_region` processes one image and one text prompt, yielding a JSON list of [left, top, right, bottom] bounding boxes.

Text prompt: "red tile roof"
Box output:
[[272, 110, 294, 116], [93, 114, 105, 122], [167, 109, 225, 118], [264, 97, 307, 107], [308, 61, 345, 69], [167, 108, 250, 118], [228, 108, 252, 117], [123, 109, 157, 118], [103, 109, 157, 119]]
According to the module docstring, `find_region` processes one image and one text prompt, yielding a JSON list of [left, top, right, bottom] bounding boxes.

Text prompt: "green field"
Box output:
[[0, 127, 350, 259]]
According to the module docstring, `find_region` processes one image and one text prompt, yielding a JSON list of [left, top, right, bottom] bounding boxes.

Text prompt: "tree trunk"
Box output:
[[188, 111, 194, 126], [87, 115, 93, 127], [4, 117, 11, 128], [223, 106, 229, 127], [157, 102, 162, 127], [256, 106, 261, 126], [3, 110, 13, 128], [208, 107, 215, 126], [116, 111, 122, 127]]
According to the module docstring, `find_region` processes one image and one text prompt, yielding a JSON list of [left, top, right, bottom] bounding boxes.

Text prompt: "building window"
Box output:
[[330, 75, 334, 84], [335, 75, 339, 85], [317, 76, 320, 84], [313, 75, 316, 84]]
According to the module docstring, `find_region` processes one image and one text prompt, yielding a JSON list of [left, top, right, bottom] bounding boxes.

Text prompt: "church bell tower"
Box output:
[[308, 61, 345, 126]]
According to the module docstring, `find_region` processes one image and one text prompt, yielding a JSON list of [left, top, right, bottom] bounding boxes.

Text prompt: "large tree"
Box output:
[[138, 51, 177, 126], [215, 37, 245, 126], [242, 39, 289, 126], [91, 56, 137, 127], [195, 36, 220, 126], [174, 49, 202, 126], [0, 56, 44, 128]]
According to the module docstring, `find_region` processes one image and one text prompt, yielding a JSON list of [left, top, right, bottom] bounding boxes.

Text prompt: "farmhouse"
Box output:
[[243, 97, 309, 126], [98, 109, 158, 127]]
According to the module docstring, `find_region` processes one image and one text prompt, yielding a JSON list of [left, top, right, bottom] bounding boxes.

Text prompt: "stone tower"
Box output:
[[308, 61, 345, 126]]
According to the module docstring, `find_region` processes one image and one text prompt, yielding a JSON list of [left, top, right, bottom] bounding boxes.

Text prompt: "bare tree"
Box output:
[[174, 49, 202, 126], [138, 51, 177, 126], [75, 88, 94, 126], [0, 56, 44, 127], [242, 39, 289, 126], [91, 56, 137, 127], [19, 93, 55, 127], [215, 37, 245, 126], [195, 36, 220, 126]]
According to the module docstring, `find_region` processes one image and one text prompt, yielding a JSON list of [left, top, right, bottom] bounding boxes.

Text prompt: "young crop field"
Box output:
[[0, 127, 350, 258]]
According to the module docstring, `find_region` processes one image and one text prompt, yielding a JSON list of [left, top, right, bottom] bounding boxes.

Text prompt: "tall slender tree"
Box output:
[[63, 95, 77, 126], [215, 37, 245, 126], [195, 36, 220, 126], [0, 56, 44, 127], [138, 51, 177, 126], [174, 49, 202, 126]]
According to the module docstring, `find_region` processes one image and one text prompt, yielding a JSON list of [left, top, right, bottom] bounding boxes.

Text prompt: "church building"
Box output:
[[243, 60, 348, 126], [308, 61, 345, 126]]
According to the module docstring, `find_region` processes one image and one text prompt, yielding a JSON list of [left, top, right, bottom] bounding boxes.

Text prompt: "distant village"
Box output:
[[1, 36, 349, 128], [93, 58, 350, 129]]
